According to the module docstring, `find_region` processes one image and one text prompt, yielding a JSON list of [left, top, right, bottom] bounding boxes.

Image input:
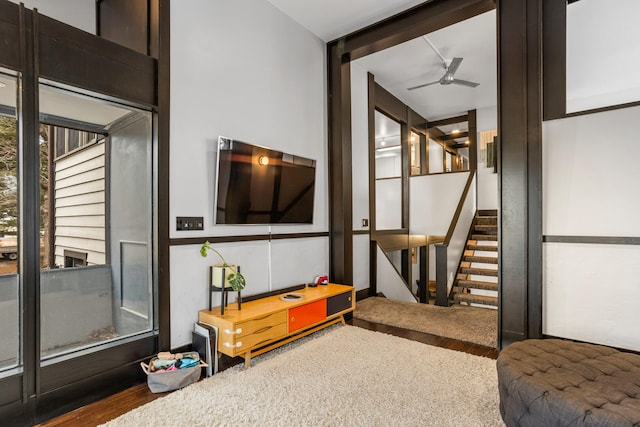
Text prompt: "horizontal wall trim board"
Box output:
[[169, 232, 329, 246], [543, 236, 640, 245], [353, 230, 370, 235]]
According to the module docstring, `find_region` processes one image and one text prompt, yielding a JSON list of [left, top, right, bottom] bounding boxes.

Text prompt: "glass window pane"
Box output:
[[375, 111, 402, 230], [39, 83, 155, 359], [410, 131, 421, 176], [429, 139, 444, 173], [0, 70, 20, 372]]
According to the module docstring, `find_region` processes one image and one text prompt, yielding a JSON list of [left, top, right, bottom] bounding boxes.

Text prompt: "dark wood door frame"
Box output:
[[327, 0, 543, 348]]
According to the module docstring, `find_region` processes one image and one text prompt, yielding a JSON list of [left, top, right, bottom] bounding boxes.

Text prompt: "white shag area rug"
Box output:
[[102, 325, 504, 427]]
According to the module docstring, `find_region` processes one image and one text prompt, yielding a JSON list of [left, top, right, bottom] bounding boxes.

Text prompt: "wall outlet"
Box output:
[[176, 216, 204, 231], [362, 218, 369, 227]]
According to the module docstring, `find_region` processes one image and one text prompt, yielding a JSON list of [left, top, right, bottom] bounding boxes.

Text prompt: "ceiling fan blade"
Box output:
[[451, 78, 480, 88], [444, 57, 463, 78], [407, 80, 440, 91]]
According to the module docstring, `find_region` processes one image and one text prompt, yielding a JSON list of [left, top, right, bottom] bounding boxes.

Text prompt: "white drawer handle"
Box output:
[[224, 341, 243, 348], [224, 328, 243, 335]]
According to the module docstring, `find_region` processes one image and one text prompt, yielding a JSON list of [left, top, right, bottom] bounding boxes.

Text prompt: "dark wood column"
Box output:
[[497, 0, 543, 348], [327, 44, 353, 285]]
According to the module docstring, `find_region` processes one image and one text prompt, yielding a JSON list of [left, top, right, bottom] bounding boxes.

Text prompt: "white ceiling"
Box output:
[[355, 10, 496, 121], [266, 0, 426, 42], [267, 1, 496, 123]]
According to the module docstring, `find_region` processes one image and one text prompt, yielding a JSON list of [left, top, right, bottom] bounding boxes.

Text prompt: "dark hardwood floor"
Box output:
[[38, 319, 498, 427]]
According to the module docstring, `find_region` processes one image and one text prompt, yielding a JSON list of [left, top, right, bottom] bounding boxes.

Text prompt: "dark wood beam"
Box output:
[[437, 131, 469, 141], [449, 142, 471, 150], [338, 0, 496, 61], [428, 114, 469, 128]]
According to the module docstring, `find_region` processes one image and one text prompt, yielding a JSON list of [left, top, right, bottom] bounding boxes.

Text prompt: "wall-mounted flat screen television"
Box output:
[[215, 136, 316, 225]]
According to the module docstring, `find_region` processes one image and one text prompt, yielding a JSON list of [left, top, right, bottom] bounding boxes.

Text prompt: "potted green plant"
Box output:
[[200, 241, 246, 292]]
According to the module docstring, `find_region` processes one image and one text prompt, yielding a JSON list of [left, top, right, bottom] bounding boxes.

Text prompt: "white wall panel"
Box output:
[[409, 172, 469, 235], [543, 106, 640, 236], [543, 242, 640, 351], [270, 237, 329, 288], [566, 0, 640, 113], [170, 0, 327, 239], [375, 178, 402, 230], [428, 140, 444, 174], [376, 246, 416, 303], [170, 242, 270, 348], [170, 0, 327, 347], [351, 63, 370, 231], [476, 107, 498, 210], [353, 234, 370, 292]]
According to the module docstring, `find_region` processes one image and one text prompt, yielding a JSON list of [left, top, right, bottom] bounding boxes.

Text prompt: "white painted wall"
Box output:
[[353, 234, 370, 292], [375, 178, 402, 230], [409, 171, 470, 236], [8, 0, 95, 34], [376, 246, 416, 303], [566, 0, 640, 113], [476, 107, 498, 210], [170, 0, 327, 348], [351, 62, 370, 231], [543, 106, 640, 236], [375, 155, 401, 178], [543, 243, 640, 351], [542, 105, 640, 351], [428, 140, 444, 174]]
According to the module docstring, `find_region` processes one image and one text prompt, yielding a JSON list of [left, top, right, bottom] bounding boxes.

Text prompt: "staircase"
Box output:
[[451, 211, 498, 308]]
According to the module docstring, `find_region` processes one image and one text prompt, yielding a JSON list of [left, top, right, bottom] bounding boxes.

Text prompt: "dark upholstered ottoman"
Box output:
[[497, 339, 640, 426]]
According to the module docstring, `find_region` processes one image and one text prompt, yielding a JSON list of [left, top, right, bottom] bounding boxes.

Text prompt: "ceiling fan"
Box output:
[[407, 36, 480, 91]]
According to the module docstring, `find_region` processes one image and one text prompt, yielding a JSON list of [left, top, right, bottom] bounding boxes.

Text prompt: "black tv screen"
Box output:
[[215, 137, 316, 224]]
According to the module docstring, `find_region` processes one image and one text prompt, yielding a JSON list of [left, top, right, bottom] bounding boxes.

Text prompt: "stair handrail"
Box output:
[[435, 170, 477, 306], [443, 170, 476, 246]]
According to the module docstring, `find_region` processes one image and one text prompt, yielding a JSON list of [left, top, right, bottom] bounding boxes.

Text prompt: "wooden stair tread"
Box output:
[[454, 293, 498, 306], [471, 234, 497, 241], [463, 255, 498, 264], [475, 216, 497, 225], [460, 267, 498, 277], [456, 279, 498, 291], [474, 224, 497, 231], [467, 244, 498, 251]]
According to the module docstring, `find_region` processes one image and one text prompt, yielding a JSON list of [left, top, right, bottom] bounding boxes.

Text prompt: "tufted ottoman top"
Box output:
[[497, 339, 640, 427]]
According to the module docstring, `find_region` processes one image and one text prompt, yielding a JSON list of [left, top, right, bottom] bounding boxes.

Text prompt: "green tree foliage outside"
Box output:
[[0, 116, 49, 238], [0, 116, 18, 236]]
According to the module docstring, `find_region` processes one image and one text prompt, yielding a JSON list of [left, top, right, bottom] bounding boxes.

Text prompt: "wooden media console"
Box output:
[[198, 283, 355, 368]]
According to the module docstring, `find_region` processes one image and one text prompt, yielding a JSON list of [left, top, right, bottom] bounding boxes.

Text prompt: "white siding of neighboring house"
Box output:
[[54, 141, 106, 267]]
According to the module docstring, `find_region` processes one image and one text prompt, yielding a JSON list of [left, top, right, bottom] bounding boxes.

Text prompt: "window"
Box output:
[[39, 82, 155, 360], [63, 250, 87, 267], [0, 69, 20, 372]]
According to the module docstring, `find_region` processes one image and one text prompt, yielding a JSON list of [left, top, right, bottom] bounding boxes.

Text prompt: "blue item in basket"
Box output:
[[177, 358, 199, 368]]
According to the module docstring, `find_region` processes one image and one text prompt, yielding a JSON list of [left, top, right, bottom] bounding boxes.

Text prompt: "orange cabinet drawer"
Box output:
[[288, 299, 327, 332]]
